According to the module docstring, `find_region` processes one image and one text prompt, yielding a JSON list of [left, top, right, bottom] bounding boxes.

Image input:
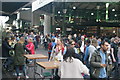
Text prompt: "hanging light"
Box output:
[[58, 11, 60, 14], [112, 9, 115, 11], [73, 6, 76, 9], [91, 13, 94, 15], [115, 14, 117, 17]]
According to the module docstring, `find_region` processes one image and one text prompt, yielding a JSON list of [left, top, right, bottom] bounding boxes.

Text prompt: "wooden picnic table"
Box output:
[[24, 54, 48, 59], [36, 61, 60, 69], [24, 54, 48, 78], [36, 61, 60, 78]]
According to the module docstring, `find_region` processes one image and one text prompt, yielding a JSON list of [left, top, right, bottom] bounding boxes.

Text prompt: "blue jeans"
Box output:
[[15, 65, 26, 77]]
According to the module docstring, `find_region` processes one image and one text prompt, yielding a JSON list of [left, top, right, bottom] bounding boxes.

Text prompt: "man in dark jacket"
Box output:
[[2, 37, 13, 70], [2, 37, 13, 57], [111, 37, 119, 78], [90, 41, 109, 79]]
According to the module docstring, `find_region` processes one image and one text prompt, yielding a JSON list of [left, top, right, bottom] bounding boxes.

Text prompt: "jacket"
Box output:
[[26, 42, 35, 54], [2, 41, 12, 57], [90, 50, 108, 78], [14, 43, 25, 65]]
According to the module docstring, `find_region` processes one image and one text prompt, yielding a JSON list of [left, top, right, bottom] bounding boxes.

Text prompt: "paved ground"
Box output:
[[2, 44, 51, 79]]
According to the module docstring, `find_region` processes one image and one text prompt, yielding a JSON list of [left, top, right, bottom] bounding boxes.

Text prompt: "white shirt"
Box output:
[[80, 41, 85, 53]]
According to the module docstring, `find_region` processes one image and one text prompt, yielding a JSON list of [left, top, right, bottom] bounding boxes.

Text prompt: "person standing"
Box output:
[[2, 37, 13, 57], [84, 39, 98, 68], [117, 42, 120, 78], [90, 41, 109, 79], [14, 37, 28, 79], [80, 36, 85, 54], [80, 36, 85, 62], [110, 37, 119, 78], [2, 37, 13, 70], [58, 47, 89, 79], [26, 37, 35, 54], [84, 39, 91, 68], [48, 38, 56, 60], [50, 39, 64, 61]]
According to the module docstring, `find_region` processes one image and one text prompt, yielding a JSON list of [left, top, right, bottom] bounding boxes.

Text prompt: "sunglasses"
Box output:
[[71, 43, 75, 45]]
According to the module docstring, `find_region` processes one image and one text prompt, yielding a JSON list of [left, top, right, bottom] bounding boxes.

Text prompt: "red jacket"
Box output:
[[26, 42, 35, 54]]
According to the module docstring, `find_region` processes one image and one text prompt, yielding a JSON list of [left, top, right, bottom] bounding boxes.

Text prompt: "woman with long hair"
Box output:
[[50, 38, 64, 61], [14, 37, 28, 79], [58, 47, 89, 79]]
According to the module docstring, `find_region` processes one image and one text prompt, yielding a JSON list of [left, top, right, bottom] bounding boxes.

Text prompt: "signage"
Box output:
[[32, 0, 54, 12]]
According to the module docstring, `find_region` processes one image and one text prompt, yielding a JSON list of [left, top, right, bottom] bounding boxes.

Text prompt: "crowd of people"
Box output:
[[2, 31, 120, 80]]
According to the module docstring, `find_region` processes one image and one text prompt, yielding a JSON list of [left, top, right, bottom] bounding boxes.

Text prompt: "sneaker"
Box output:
[[17, 76, 20, 80], [25, 75, 29, 79]]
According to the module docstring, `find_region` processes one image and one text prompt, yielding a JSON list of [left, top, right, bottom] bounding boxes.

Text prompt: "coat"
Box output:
[[2, 41, 12, 57], [118, 47, 120, 64], [14, 43, 25, 65], [58, 57, 89, 79], [90, 50, 108, 78], [26, 42, 35, 54]]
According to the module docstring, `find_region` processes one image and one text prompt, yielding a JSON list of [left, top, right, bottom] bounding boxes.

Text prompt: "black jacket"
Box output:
[[2, 41, 12, 57]]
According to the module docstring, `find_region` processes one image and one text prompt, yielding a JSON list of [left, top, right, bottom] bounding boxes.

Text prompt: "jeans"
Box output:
[[44, 42, 48, 49], [15, 65, 27, 77], [48, 52, 51, 60]]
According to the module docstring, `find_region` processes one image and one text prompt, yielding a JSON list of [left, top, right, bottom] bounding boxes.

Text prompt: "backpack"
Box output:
[[48, 42, 56, 53], [48, 42, 52, 50]]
